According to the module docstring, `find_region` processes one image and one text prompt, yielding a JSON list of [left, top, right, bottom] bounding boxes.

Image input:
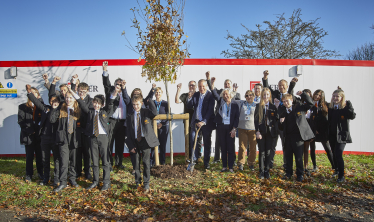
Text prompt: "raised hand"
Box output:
[[103, 61, 108, 72], [296, 91, 303, 96], [205, 71, 210, 80], [25, 84, 32, 93], [291, 77, 298, 83], [52, 76, 61, 84], [263, 70, 269, 79], [42, 73, 49, 83], [121, 80, 126, 89], [233, 83, 238, 92], [211, 77, 216, 84], [152, 83, 156, 88], [71, 74, 78, 84], [177, 83, 182, 89]]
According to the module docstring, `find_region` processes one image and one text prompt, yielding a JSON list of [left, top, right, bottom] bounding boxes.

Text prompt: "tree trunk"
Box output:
[[164, 80, 174, 166]]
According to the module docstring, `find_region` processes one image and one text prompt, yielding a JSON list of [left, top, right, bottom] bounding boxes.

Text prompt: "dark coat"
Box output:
[[154, 100, 169, 126], [254, 103, 279, 137], [18, 99, 43, 145], [278, 92, 315, 141], [262, 78, 295, 115], [328, 100, 356, 143], [126, 100, 160, 150], [309, 103, 329, 142], [77, 95, 115, 137], [187, 89, 215, 130], [102, 74, 131, 113]]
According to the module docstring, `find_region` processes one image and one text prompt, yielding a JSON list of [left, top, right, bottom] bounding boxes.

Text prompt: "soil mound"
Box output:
[[151, 163, 199, 179]]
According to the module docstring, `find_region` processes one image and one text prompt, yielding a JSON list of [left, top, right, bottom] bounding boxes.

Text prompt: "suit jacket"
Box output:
[[126, 100, 160, 150], [18, 99, 44, 145], [49, 105, 81, 148], [27, 93, 58, 136], [262, 78, 295, 114], [254, 103, 279, 137], [126, 87, 156, 118], [76, 95, 94, 134], [47, 82, 76, 103], [279, 92, 315, 141], [328, 100, 356, 143], [102, 74, 131, 112], [154, 100, 169, 126], [187, 89, 215, 129], [309, 103, 329, 142], [208, 81, 239, 130]]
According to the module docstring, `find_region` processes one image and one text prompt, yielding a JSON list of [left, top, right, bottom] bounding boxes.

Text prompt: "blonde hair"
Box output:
[[220, 88, 235, 99], [155, 87, 163, 93], [257, 88, 273, 123], [26, 87, 40, 108], [245, 90, 254, 96], [329, 89, 346, 109], [62, 92, 81, 119]]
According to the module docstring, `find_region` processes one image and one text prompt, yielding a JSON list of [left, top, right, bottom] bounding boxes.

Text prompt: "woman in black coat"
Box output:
[[254, 88, 279, 179], [309, 89, 335, 172], [26, 84, 61, 186], [328, 88, 356, 183], [150, 87, 169, 166], [18, 87, 44, 183]]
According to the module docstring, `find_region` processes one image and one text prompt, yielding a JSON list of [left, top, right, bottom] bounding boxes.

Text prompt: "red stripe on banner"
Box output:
[[1, 59, 374, 67], [1, 151, 373, 158]]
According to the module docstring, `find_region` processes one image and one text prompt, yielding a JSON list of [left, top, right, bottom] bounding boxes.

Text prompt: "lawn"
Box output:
[[0, 153, 373, 221]]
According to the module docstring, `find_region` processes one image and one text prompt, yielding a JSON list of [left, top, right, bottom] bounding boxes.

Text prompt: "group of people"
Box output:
[[18, 63, 356, 194]]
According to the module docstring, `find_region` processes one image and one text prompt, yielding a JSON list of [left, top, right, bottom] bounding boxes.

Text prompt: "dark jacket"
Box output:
[[278, 92, 315, 141], [49, 104, 81, 148], [102, 74, 131, 114], [126, 100, 160, 150], [309, 103, 329, 142], [77, 95, 115, 137], [208, 81, 239, 130], [154, 100, 169, 126], [254, 103, 279, 137], [18, 99, 43, 145], [328, 100, 356, 143], [187, 89, 215, 130], [262, 78, 295, 115]]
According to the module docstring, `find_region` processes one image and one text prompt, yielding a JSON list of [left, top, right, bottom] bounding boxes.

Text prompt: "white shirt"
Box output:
[[334, 105, 339, 109], [111, 92, 127, 119], [134, 111, 144, 138], [286, 106, 293, 114], [264, 102, 269, 114], [93, 111, 107, 135]]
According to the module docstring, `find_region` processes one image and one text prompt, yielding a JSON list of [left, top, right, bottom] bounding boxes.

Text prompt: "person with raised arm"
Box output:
[[44, 73, 78, 103]]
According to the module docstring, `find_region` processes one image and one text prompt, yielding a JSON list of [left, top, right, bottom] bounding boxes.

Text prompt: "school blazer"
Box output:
[[328, 100, 356, 143], [27, 93, 58, 136], [254, 103, 279, 137], [154, 100, 169, 126], [102, 74, 135, 113], [126, 88, 156, 118], [210, 87, 239, 130], [263, 78, 295, 115], [309, 104, 329, 142], [77, 96, 115, 137], [278, 92, 315, 141], [49, 105, 81, 148], [18, 99, 43, 145], [187, 89, 215, 129], [126, 101, 160, 150]]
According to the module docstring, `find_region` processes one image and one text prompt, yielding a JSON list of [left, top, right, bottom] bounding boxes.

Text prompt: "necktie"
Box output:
[[94, 111, 99, 137], [288, 109, 291, 113], [197, 95, 203, 121], [68, 109, 74, 134], [32, 105, 36, 121], [335, 106, 338, 110], [265, 105, 269, 126], [136, 112, 141, 142], [315, 102, 318, 107]]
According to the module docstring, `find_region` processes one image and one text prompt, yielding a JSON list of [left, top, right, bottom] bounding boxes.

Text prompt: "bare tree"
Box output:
[[122, 0, 190, 166], [346, 42, 374, 61], [221, 9, 340, 59]]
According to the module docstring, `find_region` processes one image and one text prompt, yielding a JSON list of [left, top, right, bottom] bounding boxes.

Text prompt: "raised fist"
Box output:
[[152, 83, 156, 89], [177, 83, 182, 89], [233, 83, 238, 91], [121, 80, 126, 89], [42, 73, 48, 80], [205, 71, 210, 80], [263, 70, 269, 79], [53, 76, 61, 83], [296, 91, 303, 96], [103, 61, 108, 72], [211, 77, 216, 83], [25, 84, 32, 93], [291, 77, 298, 83]]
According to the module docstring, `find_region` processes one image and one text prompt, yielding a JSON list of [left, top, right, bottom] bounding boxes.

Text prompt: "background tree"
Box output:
[[346, 25, 374, 60], [221, 9, 340, 59], [122, 0, 189, 166]]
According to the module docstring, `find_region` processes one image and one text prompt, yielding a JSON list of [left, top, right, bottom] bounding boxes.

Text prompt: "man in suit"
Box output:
[[126, 95, 159, 193], [102, 61, 131, 170], [209, 77, 240, 164], [262, 70, 298, 168], [253, 83, 262, 104], [279, 92, 314, 182], [187, 79, 215, 169]]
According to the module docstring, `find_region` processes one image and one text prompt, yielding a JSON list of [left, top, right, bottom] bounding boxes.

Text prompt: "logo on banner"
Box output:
[[0, 82, 3, 88], [250, 81, 260, 90], [7, 82, 13, 88]]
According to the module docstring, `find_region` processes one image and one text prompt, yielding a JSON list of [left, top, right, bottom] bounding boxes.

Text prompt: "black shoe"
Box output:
[[337, 177, 345, 183], [53, 184, 67, 192], [233, 162, 237, 166], [332, 170, 339, 177], [86, 182, 98, 190], [264, 171, 270, 179], [101, 183, 110, 191], [117, 165, 125, 170], [304, 169, 311, 177], [238, 165, 244, 171], [282, 174, 292, 180], [229, 169, 234, 173], [25, 175, 32, 183], [85, 173, 92, 180], [220, 168, 227, 172], [296, 175, 304, 182], [144, 184, 150, 193], [40, 179, 49, 186], [204, 164, 210, 170], [259, 172, 265, 179], [70, 181, 79, 188], [249, 165, 254, 171]]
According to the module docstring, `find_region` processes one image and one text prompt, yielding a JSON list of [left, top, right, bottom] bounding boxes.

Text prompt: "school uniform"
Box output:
[[187, 86, 215, 168], [150, 100, 169, 166], [328, 101, 356, 180], [102, 71, 131, 169], [254, 102, 279, 177], [75, 94, 115, 188], [18, 100, 44, 180], [309, 102, 335, 170], [279, 92, 314, 180], [49, 104, 81, 188], [210, 87, 239, 170], [126, 101, 159, 190], [27, 93, 60, 185], [263, 78, 296, 168]]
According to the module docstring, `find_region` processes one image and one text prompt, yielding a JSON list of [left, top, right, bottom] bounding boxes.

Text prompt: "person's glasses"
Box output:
[[189, 84, 196, 87], [245, 94, 253, 98], [116, 84, 121, 86]]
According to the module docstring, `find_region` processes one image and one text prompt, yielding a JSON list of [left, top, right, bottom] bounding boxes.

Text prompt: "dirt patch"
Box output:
[[151, 163, 200, 179]]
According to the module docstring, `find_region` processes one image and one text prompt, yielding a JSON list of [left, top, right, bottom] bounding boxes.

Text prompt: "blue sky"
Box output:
[[0, 0, 373, 61]]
